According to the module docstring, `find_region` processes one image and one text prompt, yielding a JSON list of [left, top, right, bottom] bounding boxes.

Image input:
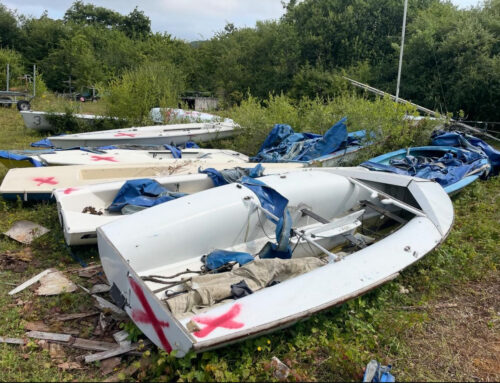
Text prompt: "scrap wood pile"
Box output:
[[0, 253, 151, 380]]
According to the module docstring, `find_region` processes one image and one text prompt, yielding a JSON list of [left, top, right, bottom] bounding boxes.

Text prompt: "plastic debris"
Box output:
[[363, 360, 395, 382], [36, 269, 77, 296], [3, 220, 49, 244], [271, 356, 291, 381]]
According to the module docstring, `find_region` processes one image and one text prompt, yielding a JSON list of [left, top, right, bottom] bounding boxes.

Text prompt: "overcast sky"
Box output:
[[2, 0, 485, 42]]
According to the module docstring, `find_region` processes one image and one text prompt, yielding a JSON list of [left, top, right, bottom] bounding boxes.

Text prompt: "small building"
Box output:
[[181, 92, 218, 111]]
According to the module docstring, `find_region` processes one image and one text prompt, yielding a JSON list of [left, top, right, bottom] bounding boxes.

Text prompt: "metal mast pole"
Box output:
[[395, 0, 408, 102], [6, 64, 9, 91]]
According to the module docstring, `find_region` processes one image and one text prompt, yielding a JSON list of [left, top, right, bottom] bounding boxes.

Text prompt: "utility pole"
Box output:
[[395, 0, 408, 102]]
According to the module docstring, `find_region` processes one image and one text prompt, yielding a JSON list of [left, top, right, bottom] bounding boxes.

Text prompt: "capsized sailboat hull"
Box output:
[[97, 167, 453, 356]]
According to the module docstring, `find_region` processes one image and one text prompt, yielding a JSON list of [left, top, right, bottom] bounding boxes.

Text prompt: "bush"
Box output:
[[103, 61, 185, 124], [222, 93, 440, 158]]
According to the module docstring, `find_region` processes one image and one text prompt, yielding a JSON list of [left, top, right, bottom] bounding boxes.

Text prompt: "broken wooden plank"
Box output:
[[100, 357, 122, 375], [104, 364, 139, 382], [71, 338, 119, 352], [54, 312, 99, 322], [84, 344, 136, 364], [112, 330, 129, 344], [0, 336, 25, 345], [25, 321, 52, 332], [90, 284, 111, 294], [36, 270, 77, 296], [25, 331, 72, 342], [93, 295, 126, 318], [8, 269, 54, 295]]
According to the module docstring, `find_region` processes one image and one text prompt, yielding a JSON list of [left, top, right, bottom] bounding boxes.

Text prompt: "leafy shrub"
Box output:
[[103, 61, 185, 124]]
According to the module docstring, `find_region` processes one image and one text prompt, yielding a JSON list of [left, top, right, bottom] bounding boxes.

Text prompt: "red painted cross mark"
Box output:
[[33, 177, 58, 186], [129, 277, 172, 352], [192, 303, 244, 338], [90, 155, 118, 162], [63, 187, 78, 195], [114, 132, 136, 137]]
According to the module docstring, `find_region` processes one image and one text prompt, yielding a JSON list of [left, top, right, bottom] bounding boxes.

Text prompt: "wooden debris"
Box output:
[[104, 364, 139, 382], [0, 336, 25, 345], [3, 220, 50, 244], [78, 265, 103, 278], [99, 313, 113, 333], [0, 248, 34, 273], [36, 270, 77, 296], [49, 343, 66, 361], [57, 361, 83, 370], [72, 338, 119, 352], [100, 357, 122, 375], [84, 344, 136, 363], [54, 311, 99, 322], [92, 295, 126, 318], [90, 284, 111, 294], [25, 331, 72, 343], [112, 330, 129, 344], [25, 321, 52, 332], [8, 269, 54, 295]]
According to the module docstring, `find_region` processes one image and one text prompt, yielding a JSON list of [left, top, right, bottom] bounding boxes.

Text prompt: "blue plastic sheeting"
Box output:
[[362, 147, 487, 189], [252, 118, 364, 163], [203, 250, 254, 271], [0, 150, 44, 167], [108, 178, 187, 213], [240, 176, 293, 259], [200, 163, 264, 187], [31, 138, 55, 148], [362, 360, 395, 383], [164, 144, 182, 158], [184, 141, 200, 149], [432, 130, 500, 175]]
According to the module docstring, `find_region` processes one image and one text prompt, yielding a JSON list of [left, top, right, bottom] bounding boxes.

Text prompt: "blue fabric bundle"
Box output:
[[200, 163, 264, 187], [203, 250, 254, 271], [432, 130, 500, 175], [252, 117, 364, 163], [108, 178, 187, 213]]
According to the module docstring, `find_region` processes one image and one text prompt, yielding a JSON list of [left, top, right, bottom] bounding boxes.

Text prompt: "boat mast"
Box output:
[[395, 0, 408, 102]]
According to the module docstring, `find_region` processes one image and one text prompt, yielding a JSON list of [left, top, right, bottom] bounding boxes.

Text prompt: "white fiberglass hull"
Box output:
[[21, 110, 109, 131], [97, 167, 453, 356], [55, 166, 298, 246], [47, 122, 237, 149], [0, 162, 303, 201]]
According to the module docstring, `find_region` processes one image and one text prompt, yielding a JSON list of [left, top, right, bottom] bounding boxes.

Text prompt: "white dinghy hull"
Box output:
[[97, 167, 453, 356], [55, 166, 298, 246], [0, 162, 302, 201], [47, 122, 237, 149]]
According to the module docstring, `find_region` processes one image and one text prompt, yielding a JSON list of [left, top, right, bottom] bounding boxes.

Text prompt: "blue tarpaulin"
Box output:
[[31, 138, 55, 148], [200, 163, 264, 187], [432, 130, 500, 175], [203, 250, 254, 271], [108, 178, 187, 213], [362, 147, 488, 189], [240, 177, 293, 259], [0, 150, 44, 167], [252, 117, 364, 163]]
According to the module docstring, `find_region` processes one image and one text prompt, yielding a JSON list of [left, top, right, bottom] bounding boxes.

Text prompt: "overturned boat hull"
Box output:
[[47, 122, 237, 149], [97, 167, 453, 356]]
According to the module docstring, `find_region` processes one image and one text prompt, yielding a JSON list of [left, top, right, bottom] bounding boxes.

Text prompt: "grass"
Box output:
[[0, 99, 498, 381]]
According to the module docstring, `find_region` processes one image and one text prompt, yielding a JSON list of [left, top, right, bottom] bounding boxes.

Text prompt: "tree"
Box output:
[[0, 4, 20, 49], [121, 7, 151, 38]]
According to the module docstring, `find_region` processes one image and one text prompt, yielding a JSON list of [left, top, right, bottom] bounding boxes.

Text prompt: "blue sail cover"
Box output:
[[200, 163, 264, 187], [251, 117, 364, 163], [204, 250, 254, 271], [362, 147, 488, 189], [240, 177, 293, 259], [0, 150, 45, 167], [31, 138, 55, 148], [431, 130, 500, 175], [108, 178, 187, 213]]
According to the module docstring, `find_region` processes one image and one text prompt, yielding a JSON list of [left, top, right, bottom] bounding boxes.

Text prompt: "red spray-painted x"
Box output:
[[129, 277, 172, 352], [33, 177, 58, 186], [193, 303, 244, 338], [114, 132, 136, 137], [90, 155, 118, 162]]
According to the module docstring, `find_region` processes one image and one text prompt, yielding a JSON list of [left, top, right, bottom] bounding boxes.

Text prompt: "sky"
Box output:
[[2, 0, 485, 42]]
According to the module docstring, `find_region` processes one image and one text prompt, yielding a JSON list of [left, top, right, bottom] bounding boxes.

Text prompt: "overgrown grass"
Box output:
[[0, 96, 498, 381]]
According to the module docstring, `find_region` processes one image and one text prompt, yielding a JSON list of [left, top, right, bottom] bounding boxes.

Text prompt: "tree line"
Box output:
[[0, 0, 498, 123]]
